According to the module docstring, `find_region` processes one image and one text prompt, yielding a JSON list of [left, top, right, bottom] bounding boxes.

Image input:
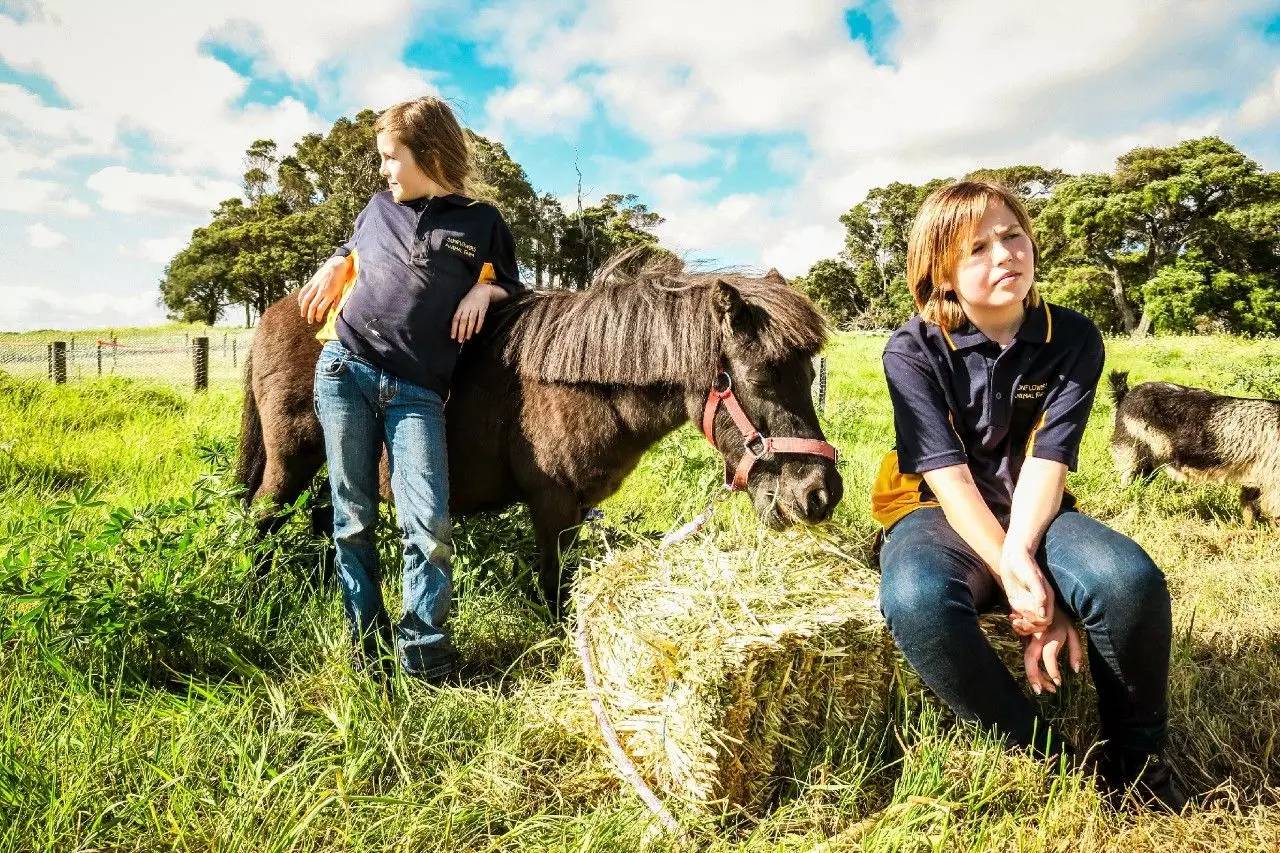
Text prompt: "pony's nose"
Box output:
[[790, 466, 841, 522], [806, 485, 830, 520]]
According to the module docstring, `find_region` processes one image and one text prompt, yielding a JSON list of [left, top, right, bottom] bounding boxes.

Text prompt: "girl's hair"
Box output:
[[906, 180, 1040, 330], [375, 96, 471, 195]]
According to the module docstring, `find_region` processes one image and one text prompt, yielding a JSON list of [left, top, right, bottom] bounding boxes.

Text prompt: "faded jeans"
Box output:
[[313, 340, 457, 679], [878, 507, 1171, 757]]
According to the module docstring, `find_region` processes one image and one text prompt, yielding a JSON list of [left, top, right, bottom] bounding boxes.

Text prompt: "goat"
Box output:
[[1108, 370, 1280, 524]]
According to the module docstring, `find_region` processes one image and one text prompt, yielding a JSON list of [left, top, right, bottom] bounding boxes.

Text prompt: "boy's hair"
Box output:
[[375, 96, 471, 195], [906, 180, 1040, 331]]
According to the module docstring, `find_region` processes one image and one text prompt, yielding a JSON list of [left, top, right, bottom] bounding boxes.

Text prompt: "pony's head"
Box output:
[[700, 269, 842, 525], [503, 248, 843, 526]]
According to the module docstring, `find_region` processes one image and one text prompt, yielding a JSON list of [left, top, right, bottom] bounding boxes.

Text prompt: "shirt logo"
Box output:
[[1015, 381, 1048, 401], [442, 236, 477, 259]]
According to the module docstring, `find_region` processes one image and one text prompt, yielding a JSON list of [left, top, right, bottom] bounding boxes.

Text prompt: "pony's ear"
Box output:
[[714, 279, 767, 347], [764, 267, 786, 285]]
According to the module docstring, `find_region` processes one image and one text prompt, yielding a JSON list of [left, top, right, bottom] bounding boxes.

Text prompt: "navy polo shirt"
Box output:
[[333, 190, 522, 396], [871, 301, 1104, 528]]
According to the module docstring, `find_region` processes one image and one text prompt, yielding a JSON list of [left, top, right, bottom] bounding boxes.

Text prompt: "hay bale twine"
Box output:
[[573, 527, 889, 818]]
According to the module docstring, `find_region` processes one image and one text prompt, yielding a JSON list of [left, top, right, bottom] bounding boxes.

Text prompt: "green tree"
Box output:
[[289, 110, 382, 230], [792, 259, 864, 325], [555, 193, 663, 290], [160, 226, 236, 326], [530, 192, 566, 288], [1037, 137, 1280, 334], [160, 109, 668, 322], [1140, 251, 1280, 335], [467, 131, 562, 286], [835, 179, 949, 327], [1037, 264, 1127, 333], [161, 113, 382, 323], [242, 139, 278, 204], [964, 165, 1068, 217]]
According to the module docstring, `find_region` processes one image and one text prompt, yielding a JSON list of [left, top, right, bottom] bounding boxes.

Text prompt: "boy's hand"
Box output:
[[451, 283, 501, 343], [298, 256, 351, 325], [1022, 606, 1083, 695], [998, 547, 1054, 634]]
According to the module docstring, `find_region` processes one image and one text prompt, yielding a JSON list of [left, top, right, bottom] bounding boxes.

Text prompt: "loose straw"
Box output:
[[574, 598, 686, 838]]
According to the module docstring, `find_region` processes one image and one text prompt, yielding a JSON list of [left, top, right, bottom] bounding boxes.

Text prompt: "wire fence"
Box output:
[[0, 331, 256, 390], [0, 330, 831, 411]]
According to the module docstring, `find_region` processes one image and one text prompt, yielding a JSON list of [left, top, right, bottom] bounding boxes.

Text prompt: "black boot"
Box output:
[[1099, 749, 1189, 813]]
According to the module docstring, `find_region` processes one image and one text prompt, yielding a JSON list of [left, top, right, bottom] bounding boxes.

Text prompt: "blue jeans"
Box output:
[[313, 340, 457, 679], [879, 507, 1171, 757]]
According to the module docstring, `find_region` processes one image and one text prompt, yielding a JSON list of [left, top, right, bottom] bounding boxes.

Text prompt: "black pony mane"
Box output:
[[497, 247, 827, 386]]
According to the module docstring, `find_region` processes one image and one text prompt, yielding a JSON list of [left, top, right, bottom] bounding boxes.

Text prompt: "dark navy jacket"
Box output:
[[332, 191, 521, 396], [872, 301, 1104, 528]]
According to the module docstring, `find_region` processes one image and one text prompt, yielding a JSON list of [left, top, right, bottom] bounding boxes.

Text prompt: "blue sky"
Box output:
[[2, 0, 1279, 331]]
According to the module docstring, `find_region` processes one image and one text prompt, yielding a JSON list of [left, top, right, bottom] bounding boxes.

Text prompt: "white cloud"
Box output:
[[0, 134, 88, 215], [0, 82, 115, 156], [473, 0, 1280, 274], [1, 283, 166, 332], [86, 166, 240, 216], [1238, 67, 1280, 129], [486, 80, 592, 134], [0, 0, 447, 198], [0, 175, 60, 214], [26, 223, 67, 249], [0, 1, 472, 331], [119, 234, 188, 265], [349, 65, 442, 115]]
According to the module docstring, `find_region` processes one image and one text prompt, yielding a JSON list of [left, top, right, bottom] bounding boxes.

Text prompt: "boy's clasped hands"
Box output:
[[999, 544, 1084, 697]]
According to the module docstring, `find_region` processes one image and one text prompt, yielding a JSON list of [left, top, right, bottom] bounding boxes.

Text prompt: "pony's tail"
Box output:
[[235, 351, 266, 503], [1108, 370, 1131, 406]]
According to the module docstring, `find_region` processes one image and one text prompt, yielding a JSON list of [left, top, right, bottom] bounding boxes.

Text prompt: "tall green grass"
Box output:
[[3, 334, 1280, 851]]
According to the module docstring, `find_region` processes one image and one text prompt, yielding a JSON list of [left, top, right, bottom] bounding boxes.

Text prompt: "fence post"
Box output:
[[47, 344, 52, 379], [97, 342, 103, 376], [51, 341, 67, 384], [231, 337, 237, 369], [111, 335, 117, 372], [193, 336, 209, 391]]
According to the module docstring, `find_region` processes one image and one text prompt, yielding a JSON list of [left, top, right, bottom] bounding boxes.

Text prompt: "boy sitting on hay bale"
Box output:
[[871, 181, 1185, 811]]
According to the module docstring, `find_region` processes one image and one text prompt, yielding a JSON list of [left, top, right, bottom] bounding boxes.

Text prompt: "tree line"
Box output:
[[794, 137, 1280, 336], [163, 121, 1278, 338], [160, 110, 662, 325]]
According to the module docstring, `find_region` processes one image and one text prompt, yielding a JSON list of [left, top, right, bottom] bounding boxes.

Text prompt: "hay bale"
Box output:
[[573, 527, 889, 818]]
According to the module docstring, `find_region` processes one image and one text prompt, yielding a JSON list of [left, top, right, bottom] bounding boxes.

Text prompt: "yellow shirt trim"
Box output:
[[1024, 412, 1046, 457], [315, 251, 358, 342], [870, 450, 941, 529]]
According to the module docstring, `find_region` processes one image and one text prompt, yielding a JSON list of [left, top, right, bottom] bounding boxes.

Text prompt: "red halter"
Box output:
[[701, 370, 840, 491]]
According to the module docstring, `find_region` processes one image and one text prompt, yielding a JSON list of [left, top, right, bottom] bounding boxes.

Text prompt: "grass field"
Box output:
[[3, 331, 1280, 851]]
